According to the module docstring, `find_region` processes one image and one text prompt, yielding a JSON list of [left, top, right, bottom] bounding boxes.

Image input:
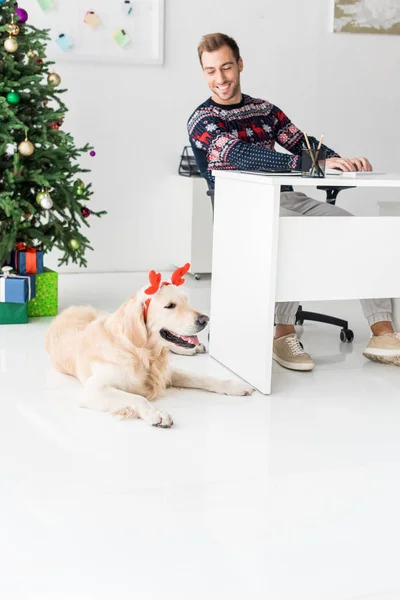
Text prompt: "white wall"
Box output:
[[26, 0, 400, 272]]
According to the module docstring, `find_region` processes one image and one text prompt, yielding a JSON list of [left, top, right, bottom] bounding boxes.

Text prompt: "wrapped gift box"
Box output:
[[0, 302, 28, 325], [28, 268, 58, 317], [11, 243, 44, 275], [0, 270, 36, 303]]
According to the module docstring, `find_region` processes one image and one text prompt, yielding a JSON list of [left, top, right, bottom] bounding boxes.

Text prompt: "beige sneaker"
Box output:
[[363, 333, 400, 365], [273, 334, 315, 371]]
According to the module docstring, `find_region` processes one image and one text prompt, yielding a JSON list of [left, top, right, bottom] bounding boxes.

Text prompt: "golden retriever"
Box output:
[[45, 282, 254, 428]]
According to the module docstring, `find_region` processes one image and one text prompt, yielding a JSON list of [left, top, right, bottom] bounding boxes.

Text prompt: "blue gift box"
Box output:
[[0, 272, 36, 304], [10, 246, 44, 275]]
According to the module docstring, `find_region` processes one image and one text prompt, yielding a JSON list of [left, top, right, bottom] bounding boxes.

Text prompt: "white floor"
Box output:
[[1, 272, 400, 600]]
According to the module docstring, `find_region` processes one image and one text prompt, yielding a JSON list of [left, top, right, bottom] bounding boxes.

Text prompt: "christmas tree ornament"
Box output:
[[36, 190, 53, 209], [74, 179, 84, 189], [90, 150, 96, 157], [36, 191, 47, 204], [18, 134, 35, 157], [4, 36, 18, 53], [47, 72, 61, 86], [69, 239, 80, 250], [37, 58, 44, 65], [6, 91, 21, 105], [7, 22, 20, 36], [76, 185, 84, 196], [27, 49, 36, 59], [15, 8, 29, 23], [40, 195, 53, 210], [81, 206, 91, 218]]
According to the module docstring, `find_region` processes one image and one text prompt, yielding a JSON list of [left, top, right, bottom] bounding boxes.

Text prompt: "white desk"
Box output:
[[209, 171, 400, 394]]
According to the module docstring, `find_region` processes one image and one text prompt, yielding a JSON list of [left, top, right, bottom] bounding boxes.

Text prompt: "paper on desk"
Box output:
[[112, 28, 131, 48]]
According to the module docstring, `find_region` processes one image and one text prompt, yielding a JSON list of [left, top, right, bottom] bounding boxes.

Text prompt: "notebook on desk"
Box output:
[[240, 170, 300, 176]]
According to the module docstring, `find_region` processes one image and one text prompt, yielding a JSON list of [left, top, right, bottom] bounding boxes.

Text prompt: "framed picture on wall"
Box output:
[[333, 0, 400, 35]]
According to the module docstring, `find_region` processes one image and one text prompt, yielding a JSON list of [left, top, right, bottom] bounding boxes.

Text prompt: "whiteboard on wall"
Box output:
[[23, 0, 165, 65]]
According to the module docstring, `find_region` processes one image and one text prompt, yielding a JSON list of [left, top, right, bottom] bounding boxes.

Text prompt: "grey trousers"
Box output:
[[275, 192, 393, 327]]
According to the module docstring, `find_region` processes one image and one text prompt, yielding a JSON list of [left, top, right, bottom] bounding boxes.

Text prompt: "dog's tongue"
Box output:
[[181, 335, 199, 345]]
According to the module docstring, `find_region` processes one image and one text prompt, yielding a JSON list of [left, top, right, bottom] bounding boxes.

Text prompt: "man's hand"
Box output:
[[325, 157, 373, 172]]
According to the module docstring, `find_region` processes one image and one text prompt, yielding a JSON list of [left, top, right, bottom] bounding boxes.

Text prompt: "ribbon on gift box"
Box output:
[[12, 242, 43, 274], [0, 266, 34, 303]]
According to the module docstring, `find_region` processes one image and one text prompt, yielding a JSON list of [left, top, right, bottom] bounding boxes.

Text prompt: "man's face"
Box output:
[[201, 45, 243, 105]]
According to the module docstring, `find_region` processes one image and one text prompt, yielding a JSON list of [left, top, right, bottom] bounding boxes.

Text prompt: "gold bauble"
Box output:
[[18, 140, 35, 157], [4, 37, 18, 53], [27, 49, 36, 59], [47, 72, 61, 87], [7, 23, 20, 36]]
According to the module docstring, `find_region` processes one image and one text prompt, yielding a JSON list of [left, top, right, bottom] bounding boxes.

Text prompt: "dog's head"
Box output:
[[112, 266, 209, 351], [145, 284, 209, 350]]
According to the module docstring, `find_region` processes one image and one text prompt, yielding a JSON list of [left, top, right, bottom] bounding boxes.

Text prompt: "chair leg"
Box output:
[[295, 306, 354, 342]]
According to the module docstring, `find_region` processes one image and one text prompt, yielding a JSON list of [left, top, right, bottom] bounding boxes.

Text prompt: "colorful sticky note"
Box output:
[[112, 28, 130, 48], [84, 11, 100, 27], [56, 34, 73, 52], [122, 1, 133, 15], [37, 0, 54, 10]]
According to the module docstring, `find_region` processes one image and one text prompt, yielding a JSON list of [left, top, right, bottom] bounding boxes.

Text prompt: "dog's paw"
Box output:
[[148, 409, 174, 429], [222, 380, 255, 397], [195, 343, 207, 354]]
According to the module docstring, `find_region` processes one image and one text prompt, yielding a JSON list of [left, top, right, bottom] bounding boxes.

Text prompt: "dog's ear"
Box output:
[[110, 294, 147, 347], [123, 294, 147, 347]]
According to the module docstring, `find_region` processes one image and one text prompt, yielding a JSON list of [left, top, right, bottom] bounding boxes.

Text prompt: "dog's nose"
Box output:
[[196, 314, 209, 329]]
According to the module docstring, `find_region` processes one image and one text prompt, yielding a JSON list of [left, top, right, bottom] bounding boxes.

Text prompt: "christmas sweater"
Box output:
[[187, 94, 339, 189]]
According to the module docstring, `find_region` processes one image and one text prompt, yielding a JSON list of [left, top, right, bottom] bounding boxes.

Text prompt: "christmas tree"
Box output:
[[0, 0, 106, 269]]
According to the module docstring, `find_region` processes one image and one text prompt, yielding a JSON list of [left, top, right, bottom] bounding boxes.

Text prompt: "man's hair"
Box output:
[[197, 33, 240, 65]]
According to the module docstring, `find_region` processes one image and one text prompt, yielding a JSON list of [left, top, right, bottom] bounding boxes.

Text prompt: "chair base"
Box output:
[[295, 305, 354, 343]]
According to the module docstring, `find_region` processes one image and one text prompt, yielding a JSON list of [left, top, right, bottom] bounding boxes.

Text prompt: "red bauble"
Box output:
[[81, 206, 91, 218], [37, 58, 43, 65]]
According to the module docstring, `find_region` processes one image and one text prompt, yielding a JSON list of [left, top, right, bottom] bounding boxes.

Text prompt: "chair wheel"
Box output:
[[194, 273, 201, 280], [296, 319, 304, 325], [340, 328, 354, 343]]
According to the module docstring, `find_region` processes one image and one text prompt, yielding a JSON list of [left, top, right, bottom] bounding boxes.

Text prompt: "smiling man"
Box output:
[[187, 32, 400, 371]]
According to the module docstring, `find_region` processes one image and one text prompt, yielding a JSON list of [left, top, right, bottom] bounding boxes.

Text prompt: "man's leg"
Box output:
[[272, 196, 337, 371], [360, 298, 400, 364]]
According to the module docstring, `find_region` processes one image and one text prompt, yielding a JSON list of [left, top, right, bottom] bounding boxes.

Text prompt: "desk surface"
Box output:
[[212, 170, 400, 188]]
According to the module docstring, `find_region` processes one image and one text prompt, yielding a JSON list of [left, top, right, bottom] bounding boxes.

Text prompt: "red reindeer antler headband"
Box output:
[[143, 263, 190, 323]]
